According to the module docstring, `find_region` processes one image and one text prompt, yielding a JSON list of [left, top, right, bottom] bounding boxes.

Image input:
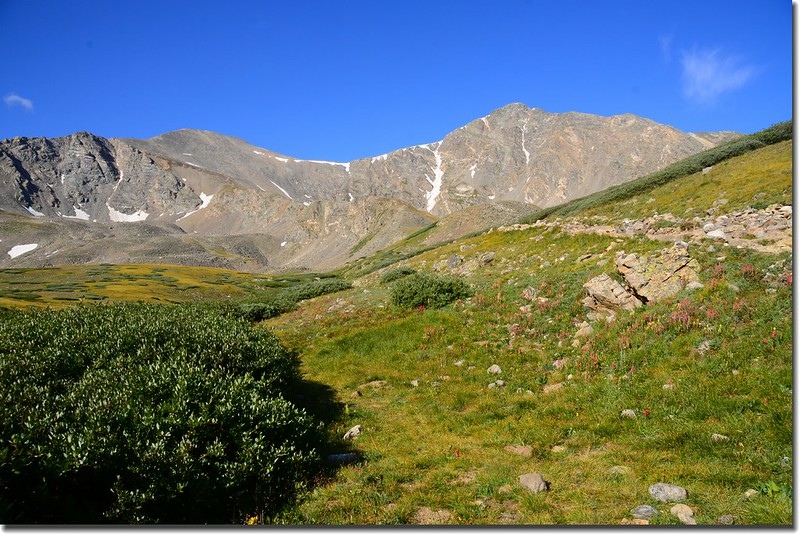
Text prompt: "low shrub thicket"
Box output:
[[221, 277, 352, 323], [0, 302, 324, 524], [389, 272, 473, 309], [280, 278, 352, 303], [379, 267, 417, 284]]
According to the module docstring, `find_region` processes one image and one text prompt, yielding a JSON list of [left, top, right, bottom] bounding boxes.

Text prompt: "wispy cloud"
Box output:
[[4, 93, 34, 111], [681, 47, 755, 105], [659, 34, 673, 63]]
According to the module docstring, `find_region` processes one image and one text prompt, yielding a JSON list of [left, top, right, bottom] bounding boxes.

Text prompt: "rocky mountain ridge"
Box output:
[[0, 103, 740, 271]]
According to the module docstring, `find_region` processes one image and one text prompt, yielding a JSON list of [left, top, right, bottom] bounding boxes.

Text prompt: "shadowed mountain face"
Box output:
[[0, 103, 739, 272]]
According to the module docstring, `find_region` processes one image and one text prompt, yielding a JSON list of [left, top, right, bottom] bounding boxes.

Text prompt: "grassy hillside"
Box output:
[[0, 124, 792, 525], [263, 136, 792, 525]]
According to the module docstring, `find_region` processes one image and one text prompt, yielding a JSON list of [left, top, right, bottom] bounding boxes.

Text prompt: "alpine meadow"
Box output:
[[0, 114, 792, 526]]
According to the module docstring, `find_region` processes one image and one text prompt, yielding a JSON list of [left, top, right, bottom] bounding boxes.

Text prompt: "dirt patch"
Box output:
[[412, 506, 453, 524]]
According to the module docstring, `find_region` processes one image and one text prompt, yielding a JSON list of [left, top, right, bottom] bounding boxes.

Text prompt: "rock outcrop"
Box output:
[[583, 243, 701, 319]]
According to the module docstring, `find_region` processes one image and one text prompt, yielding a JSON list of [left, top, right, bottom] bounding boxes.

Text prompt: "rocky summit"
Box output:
[[0, 103, 739, 271]]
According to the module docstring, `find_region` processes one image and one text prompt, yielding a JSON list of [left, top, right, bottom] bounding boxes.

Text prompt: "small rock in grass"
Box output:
[[519, 473, 548, 493], [325, 452, 359, 464], [630, 504, 659, 520], [574, 324, 594, 338], [454, 360, 464, 367], [487, 364, 502, 374], [649, 483, 688, 503], [543, 382, 563, 394], [620, 518, 649, 525], [742, 489, 759, 500], [504, 444, 533, 457], [620, 409, 636, 419], [342, 425, 362, 440], [350, 390, 362, 397], [711, 433, 729, 442], [662, 383, 675, 390], [410, 379, 420, 387], [717, 514, 735, 525], [495, 379, 505, 387], [670, 503, 693, 517], [685, 281, 705, 291], [551, 445, 566, 453]]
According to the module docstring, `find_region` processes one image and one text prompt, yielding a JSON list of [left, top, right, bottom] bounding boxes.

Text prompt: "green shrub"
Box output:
[[380, 267, 417, 284], [234, 298, 295, 322], [752, 120, 793, 145], [390, 272, 473, 309], [0, 303, 323, 524], [280, 278, 352, 303]]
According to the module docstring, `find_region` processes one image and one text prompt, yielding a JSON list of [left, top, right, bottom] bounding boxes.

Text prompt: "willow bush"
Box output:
[[0, 302, 323, 524]]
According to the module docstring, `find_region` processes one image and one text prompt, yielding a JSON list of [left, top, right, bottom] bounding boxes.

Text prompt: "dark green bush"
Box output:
[[390, 271, 473, 309], [380, 267, 417, 284], [280, 278, 352, 303], [752, 120, 793, 145], [234, 298, 294, 322], [0, 303, 323, 524]]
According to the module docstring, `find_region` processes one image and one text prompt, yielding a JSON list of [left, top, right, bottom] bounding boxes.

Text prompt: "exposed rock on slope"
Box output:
[[0, 103, 739, 271]]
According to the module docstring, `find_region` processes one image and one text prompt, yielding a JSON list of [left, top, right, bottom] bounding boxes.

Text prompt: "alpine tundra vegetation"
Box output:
[[0, 119, 792, 525]]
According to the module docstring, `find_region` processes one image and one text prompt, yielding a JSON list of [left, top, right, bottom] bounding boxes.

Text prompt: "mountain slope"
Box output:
[[0, 104, 740, 271]]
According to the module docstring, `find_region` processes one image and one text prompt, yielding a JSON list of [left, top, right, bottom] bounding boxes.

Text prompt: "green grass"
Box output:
[[0, 125, 792, 525], [264, 136, 792, 525]]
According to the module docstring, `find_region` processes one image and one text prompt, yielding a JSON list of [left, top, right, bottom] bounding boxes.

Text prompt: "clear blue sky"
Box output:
[[0, 0, 792, 162]]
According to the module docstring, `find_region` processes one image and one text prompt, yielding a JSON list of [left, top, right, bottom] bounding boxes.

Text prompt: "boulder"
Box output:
[[648, 483, 688, 503], [519, 473, 548, 493], [583, 273, 642, 319], [615, 243, 701, 303], [630, 504, 659, 520], [343, 425, 362, 440]]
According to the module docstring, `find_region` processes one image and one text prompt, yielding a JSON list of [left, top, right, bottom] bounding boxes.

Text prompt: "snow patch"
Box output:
[[280, 241, 287, 247], [348, 192, 354, 202], [8, 243, 38, 259], [488, 195, 496, 200], [303, 201, 311, 206], [63, 206, 90, 221], [60, 173, 66, 185], [256, 184, 265, 191], [521, 120, 530, 164], [253, 150, 264, 155], [269, 180, 293, 200], [25, 206, 45, 217], [298, 158, 351, 173], [424, 143, 444, 213], [470, 163, 477, 178], [274, 157, 289, 163], [107, 204, 149, 222], [182, 153, 192, 156], [371, 153, 389, 163], [185, 162, 201, 168], [177, 192, 214, 221]]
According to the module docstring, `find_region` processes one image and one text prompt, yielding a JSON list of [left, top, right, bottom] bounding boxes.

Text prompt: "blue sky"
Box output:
[[0, 0, 792, 162]]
